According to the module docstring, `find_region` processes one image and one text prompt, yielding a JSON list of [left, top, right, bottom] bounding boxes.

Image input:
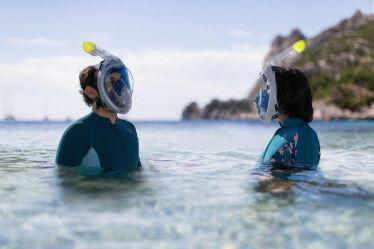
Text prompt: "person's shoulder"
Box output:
[[116, 118, 136, 129], [299, 123, 318, 136], [76, 112, 95, 123], [63, 114, 92, 135], [297, 123, 319, 144], [56, 115, 92, 166], [114, 118, 138, 137]]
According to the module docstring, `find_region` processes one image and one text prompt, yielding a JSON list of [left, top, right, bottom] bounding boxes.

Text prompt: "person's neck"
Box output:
[[278, 114, 288, 125]]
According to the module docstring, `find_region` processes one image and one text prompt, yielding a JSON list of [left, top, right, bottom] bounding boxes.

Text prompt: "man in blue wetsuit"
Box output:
[[255, 66, 320, 169], [56, 43, 141, 175]]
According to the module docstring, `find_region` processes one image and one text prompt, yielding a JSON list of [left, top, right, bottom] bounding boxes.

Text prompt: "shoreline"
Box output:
[[1, 117, 373, 123], [181, 100, 374, 121]]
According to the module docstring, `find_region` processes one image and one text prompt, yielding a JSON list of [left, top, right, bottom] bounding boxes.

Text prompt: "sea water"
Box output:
[[0, 120, 373, 249]]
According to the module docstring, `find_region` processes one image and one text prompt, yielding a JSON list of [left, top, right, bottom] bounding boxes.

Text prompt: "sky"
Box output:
[[0, 0, 372, 120]]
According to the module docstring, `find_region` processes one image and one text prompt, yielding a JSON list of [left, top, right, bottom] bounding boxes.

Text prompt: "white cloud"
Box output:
[[0, 44, 268, 120], [227, 29, 255, 38], [227, 29, 270, 41], [6, 37, 68, 47], [85, 34, 113, 44]]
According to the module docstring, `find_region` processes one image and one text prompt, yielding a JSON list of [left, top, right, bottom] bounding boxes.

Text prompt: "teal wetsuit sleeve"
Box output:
[[55, 123, 91, 166], [295, 130, 320, 168], [114, 119, 141, 170]]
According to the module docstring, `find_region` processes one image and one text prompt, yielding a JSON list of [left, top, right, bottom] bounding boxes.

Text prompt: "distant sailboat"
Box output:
[[43, 97, 50, 122], [3, 96, 16, 121], [4, 114, 16, 122], [64, 101, 73, 122]]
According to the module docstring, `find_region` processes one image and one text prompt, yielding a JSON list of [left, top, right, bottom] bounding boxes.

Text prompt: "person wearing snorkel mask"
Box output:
[[55, 43, 141, 175], [255, 66, 320, 169]]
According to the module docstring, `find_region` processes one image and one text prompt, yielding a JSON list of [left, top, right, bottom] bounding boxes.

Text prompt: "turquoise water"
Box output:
[[0, 120, 373, 249]]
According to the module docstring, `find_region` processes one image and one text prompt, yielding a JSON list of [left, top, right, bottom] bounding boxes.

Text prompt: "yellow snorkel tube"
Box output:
[[82, 41, 113, 58], [267, 39, 306, 66], [292, 40, 306, 54]]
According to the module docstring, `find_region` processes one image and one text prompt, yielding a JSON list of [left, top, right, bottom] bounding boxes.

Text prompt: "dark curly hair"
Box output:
[[274, 67, 314, 123], [79, 66, 98, 106]]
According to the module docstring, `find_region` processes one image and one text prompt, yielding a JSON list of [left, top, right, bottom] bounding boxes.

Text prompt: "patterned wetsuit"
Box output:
[[261, 118, 320, 169]]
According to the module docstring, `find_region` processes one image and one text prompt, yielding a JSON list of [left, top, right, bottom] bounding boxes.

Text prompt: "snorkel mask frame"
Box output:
[[96, 57, 134, 114], [255, 65, 279, 124], [83, 42, 134, 114]]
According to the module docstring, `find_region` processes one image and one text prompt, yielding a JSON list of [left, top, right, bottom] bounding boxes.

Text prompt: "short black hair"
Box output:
[[275, 67, 313, 123], [79, 66, 98, 106]]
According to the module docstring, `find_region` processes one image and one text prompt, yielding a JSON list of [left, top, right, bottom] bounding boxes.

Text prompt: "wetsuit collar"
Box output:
[[280, 117, 306, 128], [90, 111, 111, 123]]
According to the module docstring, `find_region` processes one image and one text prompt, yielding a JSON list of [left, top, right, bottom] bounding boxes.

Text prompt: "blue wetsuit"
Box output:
[[261, 118, 320, 169], [55, 112, 141, 175]]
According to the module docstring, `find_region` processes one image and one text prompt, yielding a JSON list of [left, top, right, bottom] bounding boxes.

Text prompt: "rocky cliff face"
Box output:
[[182, 10, 374, 120], [182, 99, 257, 120]]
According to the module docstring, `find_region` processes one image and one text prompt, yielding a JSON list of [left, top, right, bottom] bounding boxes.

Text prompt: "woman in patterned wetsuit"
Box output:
[[261, 68, 320, 169]]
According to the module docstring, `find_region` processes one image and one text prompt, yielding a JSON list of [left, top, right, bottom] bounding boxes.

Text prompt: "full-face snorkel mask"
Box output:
[[255, 40, 306, 124], [255, 66, 279, 124], [83, 42, 134, 114]]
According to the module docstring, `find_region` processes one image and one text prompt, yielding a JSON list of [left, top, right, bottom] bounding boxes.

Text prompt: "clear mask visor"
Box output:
[[104, 67, 133, 108], [255, 72, 270, 118]]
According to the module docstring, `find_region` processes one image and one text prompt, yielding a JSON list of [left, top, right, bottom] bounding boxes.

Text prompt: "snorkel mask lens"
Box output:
[[255, 71, 271, 119], [110, 67, 133, 97], [255, 89, 269, 118], [102, 66, 132, 110], [260, 72, 271, 92], [113, 79, 126, 96]]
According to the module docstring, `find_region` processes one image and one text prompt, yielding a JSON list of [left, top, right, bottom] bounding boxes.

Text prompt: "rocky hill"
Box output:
[[182, 10, 374, 120]]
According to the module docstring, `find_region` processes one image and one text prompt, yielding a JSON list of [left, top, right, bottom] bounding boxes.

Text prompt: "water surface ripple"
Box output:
[[0, 120, 373, 249]]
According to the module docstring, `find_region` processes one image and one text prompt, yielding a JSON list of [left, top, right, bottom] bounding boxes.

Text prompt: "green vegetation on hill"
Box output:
[[182, 11, 374, 120], [296, 21, 374, 111]]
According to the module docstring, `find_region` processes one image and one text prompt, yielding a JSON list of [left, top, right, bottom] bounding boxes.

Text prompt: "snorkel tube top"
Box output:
[[55, 112, 141, 175]]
